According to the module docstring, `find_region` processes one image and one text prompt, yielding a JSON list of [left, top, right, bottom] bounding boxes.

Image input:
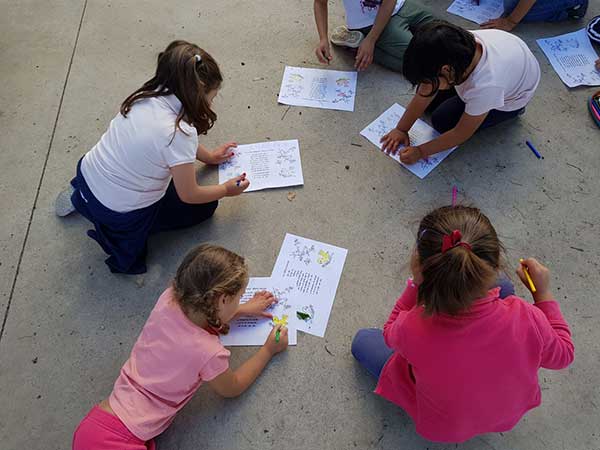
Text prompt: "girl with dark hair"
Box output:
[[381, 21, 540, 165], [55, 41, 250, 274], [73, 244, 288, 450], [351, 205, 574, 443]]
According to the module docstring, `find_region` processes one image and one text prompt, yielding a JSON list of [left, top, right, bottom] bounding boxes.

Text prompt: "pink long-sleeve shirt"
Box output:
[[376, 280, 574, 443]]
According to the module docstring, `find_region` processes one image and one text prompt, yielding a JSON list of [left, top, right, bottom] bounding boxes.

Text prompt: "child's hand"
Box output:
[[596, 58, 600, 71], [480, 17, 517, 31], [380, 129, 410, 154], [517, 258, 554, 303], [223, 174, 250, 196], [239, 291, 277, 318], [400, 146, 423, 165], [316, 39, 332, 64], [206, 142, 236, 165], [264, 325, 288, 355], [355, 37, 375, 71]]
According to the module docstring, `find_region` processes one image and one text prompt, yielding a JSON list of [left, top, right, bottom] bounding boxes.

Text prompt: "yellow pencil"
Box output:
[[519, 258, 537, 293]]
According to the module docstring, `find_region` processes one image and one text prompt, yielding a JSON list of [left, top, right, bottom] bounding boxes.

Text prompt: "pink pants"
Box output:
[[73, 405, 156, 450]]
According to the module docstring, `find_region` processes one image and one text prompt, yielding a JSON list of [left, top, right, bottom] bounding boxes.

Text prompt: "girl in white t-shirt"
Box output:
[[55, 41, 249, 274], [381, 21, 540, 165]]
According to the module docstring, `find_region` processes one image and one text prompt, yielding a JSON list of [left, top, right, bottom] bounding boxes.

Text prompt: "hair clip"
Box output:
[[194, 54, 202, 63], [441, 230, 471, 253]]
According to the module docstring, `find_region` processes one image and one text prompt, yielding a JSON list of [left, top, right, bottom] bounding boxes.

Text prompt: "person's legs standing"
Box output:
[[151, 181, 218, 234], [351, 328, 394, 378]]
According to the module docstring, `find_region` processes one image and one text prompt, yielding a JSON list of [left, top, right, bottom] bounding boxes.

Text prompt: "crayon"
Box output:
[[519, 258, 537, 293], [525, 140, 542, 159]]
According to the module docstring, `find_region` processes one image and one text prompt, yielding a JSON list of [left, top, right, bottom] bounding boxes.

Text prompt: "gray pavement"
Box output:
[[1, 1, 599, 449]]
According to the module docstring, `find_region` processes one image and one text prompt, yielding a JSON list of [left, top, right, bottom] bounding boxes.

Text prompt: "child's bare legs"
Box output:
[[358, 0, 434, 72], [351, 328, 393, 378]]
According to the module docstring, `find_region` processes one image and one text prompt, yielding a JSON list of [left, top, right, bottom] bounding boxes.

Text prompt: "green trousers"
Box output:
[[358, 0, 434, 72]]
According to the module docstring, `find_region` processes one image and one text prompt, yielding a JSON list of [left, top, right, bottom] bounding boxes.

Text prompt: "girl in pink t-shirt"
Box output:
[[72, 244, 288, 450], [352, 205, 574, 443]]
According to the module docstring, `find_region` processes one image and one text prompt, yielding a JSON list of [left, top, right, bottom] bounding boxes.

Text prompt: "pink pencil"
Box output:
[[452, 186, 457, 206]]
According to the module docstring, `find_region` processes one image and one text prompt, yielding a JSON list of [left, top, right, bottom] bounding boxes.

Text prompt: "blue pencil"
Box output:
[[525, 140, 542, 159]]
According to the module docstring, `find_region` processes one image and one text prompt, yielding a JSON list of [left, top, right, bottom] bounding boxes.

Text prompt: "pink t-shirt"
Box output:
[[376, 280, 574, 443], [109, 288, 230, 441]]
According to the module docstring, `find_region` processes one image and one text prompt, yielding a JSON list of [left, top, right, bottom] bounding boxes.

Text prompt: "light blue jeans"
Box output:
[[504, 0, 588, 22]]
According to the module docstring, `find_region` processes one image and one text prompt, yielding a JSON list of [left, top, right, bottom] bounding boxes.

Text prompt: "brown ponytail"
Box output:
[[120, 40, 223, 137], [416, 206, 503, 315], [172, 244, 249, 334]]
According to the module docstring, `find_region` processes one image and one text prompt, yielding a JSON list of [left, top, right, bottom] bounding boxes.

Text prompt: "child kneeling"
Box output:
[[381, 21, 540, 165], [56, 41, 249, 274]]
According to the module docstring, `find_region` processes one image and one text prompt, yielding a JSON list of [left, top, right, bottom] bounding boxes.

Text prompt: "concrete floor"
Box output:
[[1, 1, 599, 449]]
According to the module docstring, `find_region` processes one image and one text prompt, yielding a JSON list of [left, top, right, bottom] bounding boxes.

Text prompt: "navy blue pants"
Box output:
[[427, 89, 525, 134], [71, 160, 218, 274], [504, 0, 587, 22], [352, 275, 515, 378]]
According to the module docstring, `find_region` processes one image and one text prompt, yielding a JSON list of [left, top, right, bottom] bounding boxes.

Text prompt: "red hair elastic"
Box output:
[[441, 230, 471, 253]]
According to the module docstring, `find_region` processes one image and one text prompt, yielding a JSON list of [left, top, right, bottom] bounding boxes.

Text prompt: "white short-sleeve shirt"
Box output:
[[343, 0, 405, 29], [455, 30, 541, 117], [81, 94, 198, 213]]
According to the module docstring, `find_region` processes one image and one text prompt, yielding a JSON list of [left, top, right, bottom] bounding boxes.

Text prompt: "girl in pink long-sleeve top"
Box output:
[[352, 205, 574, 443]]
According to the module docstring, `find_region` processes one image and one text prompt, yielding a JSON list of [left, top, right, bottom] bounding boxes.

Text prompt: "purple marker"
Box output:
[[452, 186, 457, 206]]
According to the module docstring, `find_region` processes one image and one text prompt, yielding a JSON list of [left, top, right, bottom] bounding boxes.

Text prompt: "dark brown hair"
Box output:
[[120, 40, 223, 136], [416, 206, 503, 316], [173, 244, 249, 334], [403, 20, 476, 96]]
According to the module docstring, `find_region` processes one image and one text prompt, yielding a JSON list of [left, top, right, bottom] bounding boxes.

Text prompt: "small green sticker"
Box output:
[[296, 311, 311, 320]]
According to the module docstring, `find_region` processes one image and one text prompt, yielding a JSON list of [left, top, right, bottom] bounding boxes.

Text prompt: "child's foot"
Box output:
[[55, 185, 76, 217], [330, 26, 364, 48]]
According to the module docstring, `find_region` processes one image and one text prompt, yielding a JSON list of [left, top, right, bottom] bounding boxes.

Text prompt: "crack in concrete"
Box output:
[[0, 0, 89, 342]]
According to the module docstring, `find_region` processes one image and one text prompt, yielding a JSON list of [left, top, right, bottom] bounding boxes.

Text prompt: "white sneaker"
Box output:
[[331, 26, 364, 48], [55, 185, 76, 217]]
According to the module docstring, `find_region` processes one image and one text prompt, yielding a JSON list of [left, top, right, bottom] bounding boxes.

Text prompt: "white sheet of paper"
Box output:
[[278, 66, 357, 112], [218, 140, 304, 192], [271, 234, 348, 338], [447, 0, 504, 24], [360, 103, 457, 179], [537, 28, 600, 88], [220, 277, 298, 347]]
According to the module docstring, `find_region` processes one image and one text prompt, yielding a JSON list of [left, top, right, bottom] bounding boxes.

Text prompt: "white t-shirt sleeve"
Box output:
[[462, 86, 505, 116], [163, 122, 198, 168]]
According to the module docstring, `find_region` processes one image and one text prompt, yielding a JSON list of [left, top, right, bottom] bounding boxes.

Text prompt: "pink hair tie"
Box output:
[[441, 230, 471, 253]]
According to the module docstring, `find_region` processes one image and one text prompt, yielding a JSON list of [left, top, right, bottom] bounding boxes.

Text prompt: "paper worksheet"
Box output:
[[271, 234, 348, 338], [278, 66, 357, 112], [218, 139, 304, 192], [360, 103, 457, 179], [447, 0, 504, 24], [537, 28, 600, 88], [220, 277, 298, 347]]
